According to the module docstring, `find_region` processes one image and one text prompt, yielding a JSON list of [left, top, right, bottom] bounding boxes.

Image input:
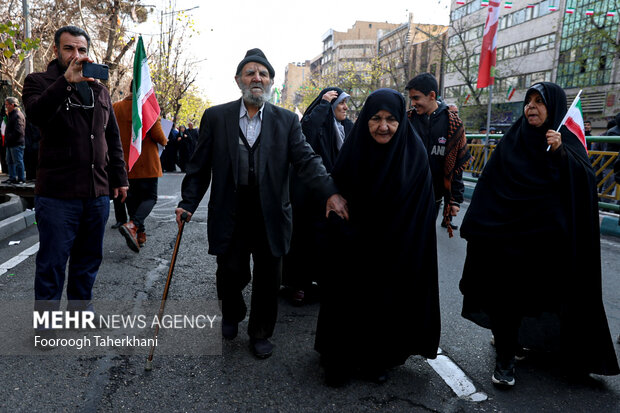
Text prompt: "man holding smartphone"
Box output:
[[22, 26, 128, 339]]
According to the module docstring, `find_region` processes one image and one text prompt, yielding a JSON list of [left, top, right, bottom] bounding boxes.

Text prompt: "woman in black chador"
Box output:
[[283, 87, 353, 305], [315, 88, 440, 386], [459, 82, 619, 388]]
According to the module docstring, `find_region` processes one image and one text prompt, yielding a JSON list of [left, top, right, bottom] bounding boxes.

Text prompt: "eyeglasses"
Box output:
[[65, 88, 94, 110]]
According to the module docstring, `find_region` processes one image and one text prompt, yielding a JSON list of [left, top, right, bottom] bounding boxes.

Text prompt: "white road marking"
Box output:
[[0, 242, 39, 276], [427, 347, 487, 402]]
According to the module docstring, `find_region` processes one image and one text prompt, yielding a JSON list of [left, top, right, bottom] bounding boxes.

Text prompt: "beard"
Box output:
[[237, 79, 273, 107]]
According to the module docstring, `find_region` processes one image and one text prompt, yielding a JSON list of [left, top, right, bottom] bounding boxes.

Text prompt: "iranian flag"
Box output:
[[476, 0, 501, 89], [558, 90, 587, 151], [505, 2, 513, 9], [456, 1, 465, 4], [506, 85, 516, 101], [129, 36, 160, 171], [527, 3, 535, 8], [566, 7, 575, 14], [481, 0, 489, 6], [549, 4, 558, 12], [607, 10, 617, 17], [586, 9, 594, 16], [0, 114, 6, 146]]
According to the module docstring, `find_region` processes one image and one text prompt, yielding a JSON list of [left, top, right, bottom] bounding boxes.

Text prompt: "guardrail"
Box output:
[[465, 135, 619, 212]]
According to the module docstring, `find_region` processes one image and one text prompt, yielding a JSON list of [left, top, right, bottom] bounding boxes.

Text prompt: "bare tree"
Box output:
[[0, 0, 151, 97], [148, 2, 199, 126]]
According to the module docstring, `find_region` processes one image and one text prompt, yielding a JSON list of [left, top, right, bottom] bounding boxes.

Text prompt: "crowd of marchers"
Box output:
[[16, 24, 620, 393]]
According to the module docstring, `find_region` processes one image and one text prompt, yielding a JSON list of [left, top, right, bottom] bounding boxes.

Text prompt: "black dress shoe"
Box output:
[[250, 338, 273, 359], [222, 320, 238, 340]]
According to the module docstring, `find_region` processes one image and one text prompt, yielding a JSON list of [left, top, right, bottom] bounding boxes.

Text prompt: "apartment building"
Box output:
[[281, 62, 311, 110], [445, 0, 619, 130], [377, 14, 448, 91]]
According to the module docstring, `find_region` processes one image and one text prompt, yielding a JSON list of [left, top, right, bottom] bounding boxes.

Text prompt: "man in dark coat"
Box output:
[[3, 97, 26, 184], [22, 26, 128, 337], [175, 48, 348, 359]]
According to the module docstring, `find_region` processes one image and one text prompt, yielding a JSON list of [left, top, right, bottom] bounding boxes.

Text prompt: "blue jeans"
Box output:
[[34, 196, 109, 313], [7, 145, 25, 181]]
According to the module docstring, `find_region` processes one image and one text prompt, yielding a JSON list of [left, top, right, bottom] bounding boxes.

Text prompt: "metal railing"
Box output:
[[465, 135, 619, 212]]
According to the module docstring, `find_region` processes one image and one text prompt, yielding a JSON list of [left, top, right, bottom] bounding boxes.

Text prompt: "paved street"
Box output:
[[0, 172, 618, 412]]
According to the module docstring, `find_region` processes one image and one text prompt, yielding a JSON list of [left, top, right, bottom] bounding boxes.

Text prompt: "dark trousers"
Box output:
[[112, 196, 128, 225], [490, 311, 522, 364], [34, 196, 109, 313], [216, 186, 282, 339], [126, 177, 158, 232], [0, 145, 7, 175]]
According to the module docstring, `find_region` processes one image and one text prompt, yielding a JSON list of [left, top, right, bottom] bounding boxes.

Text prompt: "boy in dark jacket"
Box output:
[[406, 73, 472, 237]]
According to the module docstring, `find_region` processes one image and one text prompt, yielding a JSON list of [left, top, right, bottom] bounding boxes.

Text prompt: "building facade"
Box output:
[[281, 62, 311, 110], [444, 0, 619, 131], [377, 13, 448, 92]]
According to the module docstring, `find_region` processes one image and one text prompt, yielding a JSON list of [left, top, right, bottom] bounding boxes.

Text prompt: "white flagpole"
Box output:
[[547, 89, 582, 151]]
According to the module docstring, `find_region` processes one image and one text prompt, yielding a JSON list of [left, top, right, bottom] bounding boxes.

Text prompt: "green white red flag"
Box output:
[[506, 85, 515, 101], [477, 0, 500, 89], [558, 90, 587, 152], [607, 10, 617, 17], [130, 36, 160, 171], [0, 114, 6, 145]]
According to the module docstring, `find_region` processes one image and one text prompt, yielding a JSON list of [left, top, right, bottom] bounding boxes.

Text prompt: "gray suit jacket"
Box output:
[[179, 98, 337, 257]]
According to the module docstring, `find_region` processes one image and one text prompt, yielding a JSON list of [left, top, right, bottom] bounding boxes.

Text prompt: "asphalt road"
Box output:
[[0, 172, 618, 412]]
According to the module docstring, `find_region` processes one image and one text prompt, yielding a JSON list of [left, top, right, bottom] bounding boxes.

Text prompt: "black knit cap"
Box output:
[[236, 48, 275, 78]]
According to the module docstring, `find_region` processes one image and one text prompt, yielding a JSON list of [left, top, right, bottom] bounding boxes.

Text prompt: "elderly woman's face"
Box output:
[[368, 110, 399, 144], [524, 90, 548, 128]]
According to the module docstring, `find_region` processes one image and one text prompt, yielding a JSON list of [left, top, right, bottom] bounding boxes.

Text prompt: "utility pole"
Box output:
[[22, 0, 32, 75]]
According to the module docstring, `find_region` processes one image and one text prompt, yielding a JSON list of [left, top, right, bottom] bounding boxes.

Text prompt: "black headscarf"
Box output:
[[460, 82, 619, 375], [301, 87, 352, 172], [461, 82, 590, 240], [326, 88, 440, 361]]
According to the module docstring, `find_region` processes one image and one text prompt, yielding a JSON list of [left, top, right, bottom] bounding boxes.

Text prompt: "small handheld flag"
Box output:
[[547, 90, 586, 152]]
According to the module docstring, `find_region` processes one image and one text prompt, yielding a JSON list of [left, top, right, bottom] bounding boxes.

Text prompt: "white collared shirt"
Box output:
[[239, 100, 264, 147]]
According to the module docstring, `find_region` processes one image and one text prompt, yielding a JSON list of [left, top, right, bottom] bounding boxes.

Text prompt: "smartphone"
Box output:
[[82, 62, 109, 80]]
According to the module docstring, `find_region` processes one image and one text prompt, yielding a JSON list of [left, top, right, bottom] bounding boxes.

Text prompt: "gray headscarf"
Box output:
[[331, 92, 350, 149]]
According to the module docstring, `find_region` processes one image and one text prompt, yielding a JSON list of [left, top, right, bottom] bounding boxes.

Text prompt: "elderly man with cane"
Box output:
[[175, 48, 348, 359]]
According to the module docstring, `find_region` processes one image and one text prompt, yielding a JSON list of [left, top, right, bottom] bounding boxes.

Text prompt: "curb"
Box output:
[[0, 194, 36, 241], [601, 216, 620, 238]]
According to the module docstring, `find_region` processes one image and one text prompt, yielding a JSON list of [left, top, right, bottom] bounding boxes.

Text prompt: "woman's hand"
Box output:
[[546, 129, 562, 152], [322, 91, 338, 103]]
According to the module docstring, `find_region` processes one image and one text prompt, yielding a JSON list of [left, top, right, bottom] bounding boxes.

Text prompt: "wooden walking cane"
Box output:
[[145, 212, 189, 371]]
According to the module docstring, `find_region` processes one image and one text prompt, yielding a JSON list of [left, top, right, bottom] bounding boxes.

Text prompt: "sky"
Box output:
[[137, 0, 452, 105]]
